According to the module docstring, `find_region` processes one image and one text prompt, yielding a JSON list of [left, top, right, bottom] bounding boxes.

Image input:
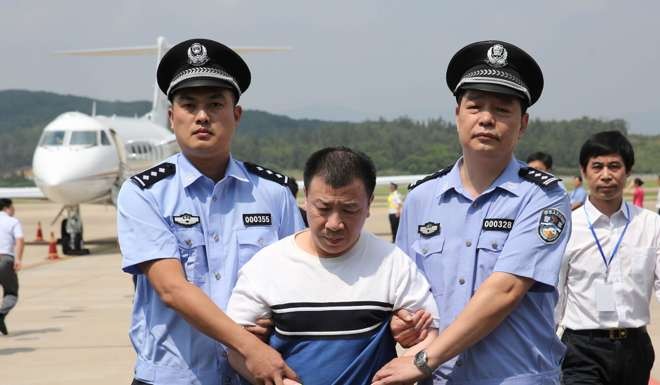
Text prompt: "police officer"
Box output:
[[0, 198, 24, 335], [117, 38, 305, 385], [373, 40, 571, 384]]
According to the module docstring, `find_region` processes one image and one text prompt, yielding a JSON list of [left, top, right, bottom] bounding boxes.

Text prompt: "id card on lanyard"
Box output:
[[583, 202, 630, 312]]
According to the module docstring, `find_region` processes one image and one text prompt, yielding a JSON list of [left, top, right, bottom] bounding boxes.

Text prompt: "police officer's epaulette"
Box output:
[[408, 165, 453, 191], [518, 166, 561, 188], [130, 162, 176, 190], [244, 162, 295, 190]]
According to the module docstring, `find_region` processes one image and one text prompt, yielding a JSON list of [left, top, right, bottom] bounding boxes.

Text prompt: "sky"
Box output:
[[2, 0, 659, 134]]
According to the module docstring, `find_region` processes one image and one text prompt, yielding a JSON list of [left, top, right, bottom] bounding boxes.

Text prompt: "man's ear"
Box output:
[[367, 194, 374, 218], [168, 107, 174, 130], [233, 105, 243, 123], [519, 113, 529, 138]]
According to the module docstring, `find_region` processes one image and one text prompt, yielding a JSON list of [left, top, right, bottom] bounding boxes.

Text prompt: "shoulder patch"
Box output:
[[130, 162, 176, 190], [408, 165, 453, 191], [518, 167, 560, 188], [244, 162, 296, 190]]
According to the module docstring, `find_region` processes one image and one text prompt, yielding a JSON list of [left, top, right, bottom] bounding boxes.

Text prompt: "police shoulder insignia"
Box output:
[[173, 213, 200, 227], [408, 165, 453, 191], [244, 162, 295, 189], [418, 222, 441, 237], [130, 163, 176, 190], [538, 208, 566, 243], [519, 167, 560, 188]]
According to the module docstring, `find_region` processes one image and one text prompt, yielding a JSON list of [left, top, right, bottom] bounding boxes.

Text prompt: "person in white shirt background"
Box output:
[[556, 130, 659, 385], [0, 198, 24, 336]]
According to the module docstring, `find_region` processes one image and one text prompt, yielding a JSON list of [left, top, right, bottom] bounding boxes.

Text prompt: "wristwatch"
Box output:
[[414, 350, 434, 376]]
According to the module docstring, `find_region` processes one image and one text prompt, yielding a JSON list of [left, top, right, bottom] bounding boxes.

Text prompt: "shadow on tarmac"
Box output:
[[3, 327, 62, 339], [0, 347, 36, 355]]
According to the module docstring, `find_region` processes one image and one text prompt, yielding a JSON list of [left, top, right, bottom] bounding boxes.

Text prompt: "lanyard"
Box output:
[[583, 202, 630, 271]]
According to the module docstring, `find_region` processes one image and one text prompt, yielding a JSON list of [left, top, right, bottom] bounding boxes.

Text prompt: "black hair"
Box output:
[[634, 177, 644, 186], [0, 198, 13, 211], [526, 151, 553, 170], [579, 130, 634, 172], [575, 175, 583, 182], [288, 176, 299, 197], [303, 147, 376, 197]]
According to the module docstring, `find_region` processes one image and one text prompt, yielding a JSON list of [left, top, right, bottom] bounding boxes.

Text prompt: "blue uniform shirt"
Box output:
[[397, 157, 571, 385], [569, 185, 587, 207], [118, 153, 305, 385]]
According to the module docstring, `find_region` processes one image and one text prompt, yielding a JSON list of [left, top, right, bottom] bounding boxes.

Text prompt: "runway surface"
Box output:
[[1, 200, 658, 384]]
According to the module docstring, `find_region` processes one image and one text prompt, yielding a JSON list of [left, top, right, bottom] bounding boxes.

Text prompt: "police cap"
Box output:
[[446, 40, 543, 107], [157, 38, 251, 102]]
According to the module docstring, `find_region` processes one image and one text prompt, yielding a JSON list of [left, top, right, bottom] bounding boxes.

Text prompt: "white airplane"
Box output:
[[2, 37, 423, 254], [4, 37, 293, 254]]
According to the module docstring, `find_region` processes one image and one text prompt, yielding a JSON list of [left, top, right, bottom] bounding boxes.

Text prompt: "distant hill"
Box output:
[[1, 90, 659, 178]]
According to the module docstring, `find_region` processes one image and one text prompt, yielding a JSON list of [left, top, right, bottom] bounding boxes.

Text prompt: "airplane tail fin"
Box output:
[[149, 37, 170, 128]]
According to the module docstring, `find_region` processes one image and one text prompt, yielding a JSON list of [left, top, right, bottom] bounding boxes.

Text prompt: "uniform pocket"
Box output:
[[412, 236, 447, 298], [236, 228, 277, 268], [476, 232, 509, 280], [174, 228, 207, 284]]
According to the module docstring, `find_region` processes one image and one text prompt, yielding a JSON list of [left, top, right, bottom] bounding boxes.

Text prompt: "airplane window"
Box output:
[[70, 131, 98, 146], [100, 131, 111, 145], [40, 131, 66, 146]]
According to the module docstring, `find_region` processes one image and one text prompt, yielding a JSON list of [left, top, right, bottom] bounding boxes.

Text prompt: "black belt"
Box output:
[[565, 326, 647, 340]]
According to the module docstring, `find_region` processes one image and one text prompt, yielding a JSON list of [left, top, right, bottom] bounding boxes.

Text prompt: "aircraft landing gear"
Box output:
[[60, 205, 90, 255]]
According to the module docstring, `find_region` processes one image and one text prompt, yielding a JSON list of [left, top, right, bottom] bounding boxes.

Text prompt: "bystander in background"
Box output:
[[0, 198, 24, 335]]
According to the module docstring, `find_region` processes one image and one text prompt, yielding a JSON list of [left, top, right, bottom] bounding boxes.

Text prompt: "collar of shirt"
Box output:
[[583, 196, 630, 227], [178, 153, 250, 189], [435, 156, 523, 200]]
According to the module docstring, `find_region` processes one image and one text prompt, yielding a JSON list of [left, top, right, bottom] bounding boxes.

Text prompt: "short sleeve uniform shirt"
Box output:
[[396, 157, 571, 385], [117, 153, 304, 385]]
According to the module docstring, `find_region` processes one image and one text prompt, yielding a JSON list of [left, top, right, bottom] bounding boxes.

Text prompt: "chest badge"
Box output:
[[482, 218, 514, 232], [418, 222, 440, 238], [538, 208, 566, 243], [243, 213, 272, 227], [173, 213, 200, 227]]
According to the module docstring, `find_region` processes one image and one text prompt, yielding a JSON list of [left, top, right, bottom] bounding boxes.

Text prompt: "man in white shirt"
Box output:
[[556, 131, 659, 385], [227, 147, 438, 385], [0, 198, 24, 335]]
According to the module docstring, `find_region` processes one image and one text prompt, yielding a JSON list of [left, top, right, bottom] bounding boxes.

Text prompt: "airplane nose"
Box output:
[[32, 145, 119, 204]]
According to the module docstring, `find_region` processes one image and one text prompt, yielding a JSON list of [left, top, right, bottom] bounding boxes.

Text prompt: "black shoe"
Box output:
[[0, 313, 7, 335]]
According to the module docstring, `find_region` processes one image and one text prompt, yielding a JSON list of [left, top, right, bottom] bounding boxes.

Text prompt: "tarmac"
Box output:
[[1, 199, 659, 384]]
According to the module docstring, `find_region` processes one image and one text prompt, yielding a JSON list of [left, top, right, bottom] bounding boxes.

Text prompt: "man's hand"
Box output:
[[244, 342, 299, 385], [245, 317, 273, 342], [390, 309, 432, 348], [13, 260, 22, 271], [372, 356, 426, 385]]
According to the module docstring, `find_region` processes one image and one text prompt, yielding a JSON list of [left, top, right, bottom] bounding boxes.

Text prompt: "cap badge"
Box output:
[[187, 43, 209, 66], [486, 44, 508, 68]]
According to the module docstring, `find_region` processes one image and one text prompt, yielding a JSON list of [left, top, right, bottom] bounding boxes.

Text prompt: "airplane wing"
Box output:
[[376, 175, 426, 186], [294, 175, 426, 189], [0, 187, 45, 199]]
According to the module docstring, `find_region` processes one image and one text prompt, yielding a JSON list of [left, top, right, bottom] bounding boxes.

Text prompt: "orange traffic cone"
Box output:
[[35, 221, 44, 242], [47, 231, 59, 260]]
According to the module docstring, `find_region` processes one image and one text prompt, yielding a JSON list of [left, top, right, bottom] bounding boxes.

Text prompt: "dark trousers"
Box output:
[[388, 214, 399, 242], [561, 328, 654, 385], [0, 254, 18, 315], [131, 380, 149, 385]]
